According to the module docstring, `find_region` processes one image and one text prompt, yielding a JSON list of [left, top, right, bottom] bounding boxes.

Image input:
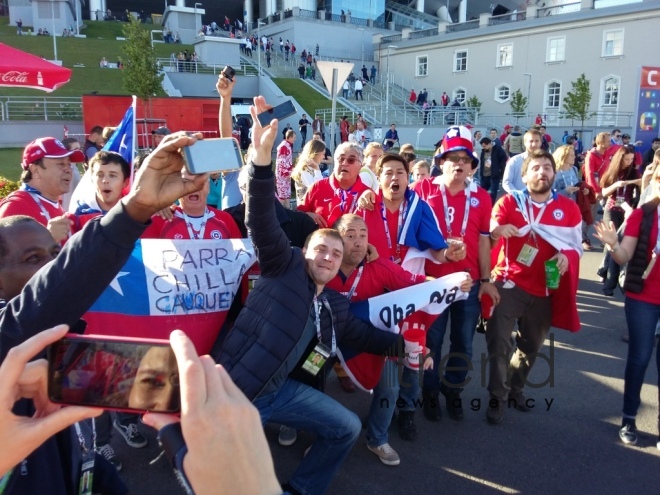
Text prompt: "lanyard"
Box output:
[[345, 266, 363, 301], [313, 295, 336, 355], [28, 192, 54, 222], [182, 208, 212, 240], [73, 419, 96, 453], [655, 206, 660, 255], [330, 177, 359, 214], [380, 198, 407, 254], [440, 184, 470, 238]]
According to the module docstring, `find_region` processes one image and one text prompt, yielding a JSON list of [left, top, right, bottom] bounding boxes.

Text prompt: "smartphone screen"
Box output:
[[183, 137, 243, 174], [257, 100, 297, 127], [48, 334, 180, 413]]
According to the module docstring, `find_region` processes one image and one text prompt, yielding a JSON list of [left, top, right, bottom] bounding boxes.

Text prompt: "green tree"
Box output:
[[562, 73, 596, 130], [466, 95, 482, 121], [121, 17, 163, 101], [509, 89, 527, 123]]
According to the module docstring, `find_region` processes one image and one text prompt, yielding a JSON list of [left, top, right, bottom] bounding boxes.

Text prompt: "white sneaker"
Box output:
[[278, 425, 298, 446], [367, 443, 400, 466]]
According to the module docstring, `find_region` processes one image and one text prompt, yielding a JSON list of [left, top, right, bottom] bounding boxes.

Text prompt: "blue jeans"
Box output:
[[366, 360, 419, 447], [623, 297, 660, 417], [254, 378, 361, 495], [423, 283, 481, 393], [480, 175, 501, 206]]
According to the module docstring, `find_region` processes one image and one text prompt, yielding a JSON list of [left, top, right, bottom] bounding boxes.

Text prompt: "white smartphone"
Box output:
[[183, 137, 243, 174]]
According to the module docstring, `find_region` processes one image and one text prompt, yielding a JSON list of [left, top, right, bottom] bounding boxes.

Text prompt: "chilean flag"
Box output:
[[339, 272, 470, 390], [82, 238, 256, 354]]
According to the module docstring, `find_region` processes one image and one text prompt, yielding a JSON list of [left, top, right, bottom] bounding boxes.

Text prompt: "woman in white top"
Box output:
[[292, 139, 325, 200], [359, 142, 384, 191]]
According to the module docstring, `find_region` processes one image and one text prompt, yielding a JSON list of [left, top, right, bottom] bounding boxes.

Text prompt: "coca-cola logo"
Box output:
[[1, 71, 29, 83]]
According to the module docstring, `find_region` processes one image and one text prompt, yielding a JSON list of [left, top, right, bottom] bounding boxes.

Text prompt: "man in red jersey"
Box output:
[[297, 142, 370, 228], [0, 137, 84, 243], [143, 168, 242, 240], [411, 125, 500, 423], [486, 149, 582, 424]]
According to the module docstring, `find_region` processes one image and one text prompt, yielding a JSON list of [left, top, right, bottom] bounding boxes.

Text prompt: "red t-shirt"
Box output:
[[326, 258, 426, 302], [0, 189, 63, 226], [491, 193, 581, 297], [411, 178, 492, 278], [624, 207, 660, 304], [359, 197, 410, 263], [297, 175, 369, 227], [142, 206, 242, 240]]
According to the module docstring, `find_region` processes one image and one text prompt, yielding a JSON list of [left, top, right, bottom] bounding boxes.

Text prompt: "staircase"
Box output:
[[385, 1, 440, 29]]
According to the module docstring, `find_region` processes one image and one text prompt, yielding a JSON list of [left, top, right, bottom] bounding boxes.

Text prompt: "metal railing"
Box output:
[[156, 58, 258, 76], [381, 34, 402, 43], [0, 97, 82, 121], [446, 20, 480, 33], [489, 11, 527, 25], [299, 8, 317, 19], [595, 0, 642, 8], [537, 3, 581, 17], [408, 28, 438, 39]]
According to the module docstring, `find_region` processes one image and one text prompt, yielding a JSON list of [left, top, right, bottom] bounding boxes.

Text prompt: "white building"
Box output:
[[375, 0, 660, 133]]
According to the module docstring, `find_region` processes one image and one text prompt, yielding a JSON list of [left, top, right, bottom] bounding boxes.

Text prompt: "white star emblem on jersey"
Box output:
[[109, 271, 129, 296]]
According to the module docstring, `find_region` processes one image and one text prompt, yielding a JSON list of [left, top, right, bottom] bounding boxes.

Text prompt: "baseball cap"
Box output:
[[504, 124, 512, 130], [152, 126, 171, 136], [21, 137, 85, 170]]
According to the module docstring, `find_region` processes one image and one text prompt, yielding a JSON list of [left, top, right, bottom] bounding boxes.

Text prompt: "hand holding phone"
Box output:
[[183, 137, 243, 175], [48, 334, 181, 413], [0, 324, 102, 476], [257, 100, 297, 127]]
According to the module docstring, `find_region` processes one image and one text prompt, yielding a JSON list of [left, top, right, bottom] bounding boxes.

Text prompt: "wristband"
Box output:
[[480, 278, 491, 283], [607, 242, 620, 254], [444, 248, 455, 262]]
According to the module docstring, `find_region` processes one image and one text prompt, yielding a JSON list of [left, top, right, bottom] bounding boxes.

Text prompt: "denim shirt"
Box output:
[[555, 167, 579, 201]]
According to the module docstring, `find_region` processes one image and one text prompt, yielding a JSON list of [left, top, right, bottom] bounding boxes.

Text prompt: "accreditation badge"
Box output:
[[302, 343, 331, 376], [517, 244, 539, 267], [78, 451, 95, 495]]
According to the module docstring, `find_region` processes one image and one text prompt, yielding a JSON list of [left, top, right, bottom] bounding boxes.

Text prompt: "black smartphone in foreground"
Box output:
[[48, 334, 180, 414], [257, 100, 297, 127]]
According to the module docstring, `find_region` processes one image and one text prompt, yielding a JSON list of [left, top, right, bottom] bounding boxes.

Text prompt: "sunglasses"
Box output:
[[445, 154, 473, 164], [338, 156, 359, 165]]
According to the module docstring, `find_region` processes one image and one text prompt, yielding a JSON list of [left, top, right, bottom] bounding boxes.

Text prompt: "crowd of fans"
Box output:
[[0, 67, 659, 495]]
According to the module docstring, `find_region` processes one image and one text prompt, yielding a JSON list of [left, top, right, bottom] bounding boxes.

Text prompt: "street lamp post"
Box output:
[[194, 3, 202, 34], [358, 28, 365, 67], [51, 0, 58, 61], [257, 21, 265, 76], [385, 45, 397, 125]]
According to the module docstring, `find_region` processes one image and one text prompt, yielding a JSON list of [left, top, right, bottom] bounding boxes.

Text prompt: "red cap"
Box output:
[[504, 124, 512, 130], [21, 137, 85, 170]]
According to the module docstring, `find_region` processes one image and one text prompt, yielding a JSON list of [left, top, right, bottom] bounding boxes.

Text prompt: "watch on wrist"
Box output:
[[480, 278, 491, 283]]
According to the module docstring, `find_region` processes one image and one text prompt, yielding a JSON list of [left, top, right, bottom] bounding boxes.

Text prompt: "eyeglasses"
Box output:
[[338, 156, 359, 165], [445, 154, 473, 164]]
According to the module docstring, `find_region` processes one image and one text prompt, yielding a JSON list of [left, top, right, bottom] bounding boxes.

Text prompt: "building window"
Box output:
[[602, 29, 624, 57], [494, 84, 511, 103], [497, 44, 513, 67], [454, 50, 468, 72], [546, 36, 565, 63], [602, 76, 620, 106], [416, 55, 428, 77], [453, 88, 466, 105], [545, 81, 561, 109]]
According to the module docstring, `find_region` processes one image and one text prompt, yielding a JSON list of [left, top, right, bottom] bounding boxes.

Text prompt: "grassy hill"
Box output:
[[0, 16, 193, 97]]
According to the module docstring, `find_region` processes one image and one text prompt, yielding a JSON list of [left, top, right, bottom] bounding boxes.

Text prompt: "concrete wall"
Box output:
[[166, 73, 260, 98], [0, 121, 84, 149], [193, 37, 242, 67]]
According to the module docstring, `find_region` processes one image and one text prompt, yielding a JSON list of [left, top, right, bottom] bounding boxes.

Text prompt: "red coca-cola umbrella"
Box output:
[[0, 43, 72, 92]]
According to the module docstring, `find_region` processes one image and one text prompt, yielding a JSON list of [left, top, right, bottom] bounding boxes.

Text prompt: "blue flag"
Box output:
[[103, 104, 134, 164]]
